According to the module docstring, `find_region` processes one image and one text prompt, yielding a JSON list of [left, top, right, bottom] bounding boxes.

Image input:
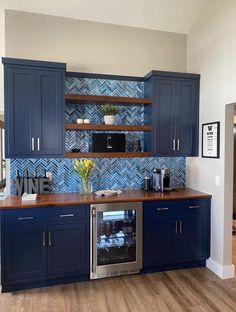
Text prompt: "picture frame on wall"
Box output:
[[202, 121, 220, 158]]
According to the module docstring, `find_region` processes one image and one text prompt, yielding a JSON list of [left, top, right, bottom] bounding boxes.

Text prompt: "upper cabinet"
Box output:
[[144, 71, 200, 157], [2, 58, 66, 158]]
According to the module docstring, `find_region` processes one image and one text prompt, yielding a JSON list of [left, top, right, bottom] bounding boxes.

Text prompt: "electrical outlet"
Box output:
[[215, 175, 220, 186], [46, 171, 52, 181]]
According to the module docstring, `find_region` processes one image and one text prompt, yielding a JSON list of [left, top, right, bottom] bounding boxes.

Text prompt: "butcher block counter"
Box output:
[[0, 188, 211, 209]]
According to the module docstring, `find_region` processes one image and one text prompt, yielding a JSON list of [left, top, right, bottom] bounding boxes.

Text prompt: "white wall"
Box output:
[[5, 10, 186, 78], [187, 0, 236, 278]]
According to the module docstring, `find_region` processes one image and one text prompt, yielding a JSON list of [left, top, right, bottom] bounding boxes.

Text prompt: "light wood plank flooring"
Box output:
[[1, 267, 236, 312], [1, 236, 236, 312]]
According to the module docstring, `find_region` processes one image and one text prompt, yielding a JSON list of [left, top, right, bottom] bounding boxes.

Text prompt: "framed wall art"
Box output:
[[202, 121, 220, 158]]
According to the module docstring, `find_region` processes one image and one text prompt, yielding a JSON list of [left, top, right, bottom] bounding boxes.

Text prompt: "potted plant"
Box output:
[[101, 103, 119, 125]]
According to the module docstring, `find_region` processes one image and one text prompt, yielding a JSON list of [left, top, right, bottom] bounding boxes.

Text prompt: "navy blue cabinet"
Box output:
[[143, 198, 210, 271], [2, 58, 66, 158], [47, 222, 88, 277], [144, 71, 200, 156], [1, 205, 89, 292]]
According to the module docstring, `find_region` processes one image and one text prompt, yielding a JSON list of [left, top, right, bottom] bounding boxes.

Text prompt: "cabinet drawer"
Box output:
[[47, 205, 88, 222], [3, 208, 47, 226], [144, 201, 176, 218], [175, 199, 210, 215]]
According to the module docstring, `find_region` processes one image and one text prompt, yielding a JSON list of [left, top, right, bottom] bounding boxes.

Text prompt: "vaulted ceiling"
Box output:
[[1, 0, 206, 34]]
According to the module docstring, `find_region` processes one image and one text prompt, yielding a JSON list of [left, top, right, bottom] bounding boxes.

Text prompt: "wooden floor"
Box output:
[[1, 237, 236, 312]]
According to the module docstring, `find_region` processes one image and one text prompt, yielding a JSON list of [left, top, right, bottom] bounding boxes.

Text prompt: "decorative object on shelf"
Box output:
[[76, 118, 83, 124], [83, 119, 90, 124], [202, 121, 220, 158], [71, 148, 81, 153], [74, 159, 96, 193], [101, 103, 119, 125]]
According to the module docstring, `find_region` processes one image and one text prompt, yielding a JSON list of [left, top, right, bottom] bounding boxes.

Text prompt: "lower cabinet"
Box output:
[[143, 198, 211, 271], [1, 205, 90, 292]]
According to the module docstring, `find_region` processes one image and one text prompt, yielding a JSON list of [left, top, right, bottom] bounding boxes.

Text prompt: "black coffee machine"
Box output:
[[153, 167, 170, 192]]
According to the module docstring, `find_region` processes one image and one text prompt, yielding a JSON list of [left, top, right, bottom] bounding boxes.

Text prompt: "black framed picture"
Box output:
[[202, 121, 220, 158]]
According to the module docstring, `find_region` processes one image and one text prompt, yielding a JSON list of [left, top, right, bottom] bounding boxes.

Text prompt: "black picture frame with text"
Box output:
[[202, 121, 220, 158]]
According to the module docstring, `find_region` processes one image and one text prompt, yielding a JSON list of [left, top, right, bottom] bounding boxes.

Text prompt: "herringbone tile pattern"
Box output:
[[10, 157, 185, 193], [10, 77, 186, 193]]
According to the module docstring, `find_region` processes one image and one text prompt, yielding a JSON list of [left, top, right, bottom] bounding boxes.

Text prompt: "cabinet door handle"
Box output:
[[175, 221, 178, 234], [42, 232, 46, 246], [59, 214, 75, 218], [18, 216, 35, 221], [177, 139, 180, 151], [157, 208, 169, 211], [179, 220, 183, 233], [188, 205, 200, 209], [48, 231, 52, 246], [32, 138, 35, 151], [172, 139, 176, 151], [37, 138, 40, 151]]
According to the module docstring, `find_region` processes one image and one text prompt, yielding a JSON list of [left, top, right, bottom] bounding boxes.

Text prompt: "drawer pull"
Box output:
[[179, 220, 183, 233], [175, 221, 178, 234], [48, 232, 52, 246], [157, 208, 169, 211], [18, 216, 35, 221], [188, 205, 200, 209], [59, 214, 75, 218], [42, 232, 46, 246]]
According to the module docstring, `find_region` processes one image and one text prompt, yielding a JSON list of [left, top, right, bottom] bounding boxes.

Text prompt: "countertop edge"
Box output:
[[0, 188, 212, 210]]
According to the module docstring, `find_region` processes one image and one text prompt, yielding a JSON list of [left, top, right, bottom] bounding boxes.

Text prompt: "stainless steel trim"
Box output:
[[179, 220, 183, 233], [90, 202, 143, 279], [48, 231, 52, 246], [31, 138, 35, 151], [157, 207, 169, 211], [92, 207, 97, 273], [188, 205, 200, 209], [43, 232, 46, 246], [37, 138, 40, 151], [172, 139, 176, 151], [177, 139, 180, 151], [175, 221, 178, 234], [59, 214, 75, 218], [18, 216, 34, 221]]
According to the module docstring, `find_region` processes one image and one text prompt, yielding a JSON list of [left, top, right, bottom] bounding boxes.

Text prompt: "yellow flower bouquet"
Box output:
[[74, 159, 96, 193]]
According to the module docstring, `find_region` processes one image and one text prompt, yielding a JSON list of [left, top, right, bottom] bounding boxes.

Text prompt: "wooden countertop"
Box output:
[[0, 188, 211, 210]]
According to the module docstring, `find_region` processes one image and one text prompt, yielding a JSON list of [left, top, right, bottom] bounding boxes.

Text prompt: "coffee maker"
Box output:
[[153, 167, 170, 192]]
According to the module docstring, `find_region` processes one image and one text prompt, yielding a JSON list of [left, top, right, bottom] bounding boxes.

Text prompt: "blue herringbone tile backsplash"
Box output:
[[10, 77, 186, 193]]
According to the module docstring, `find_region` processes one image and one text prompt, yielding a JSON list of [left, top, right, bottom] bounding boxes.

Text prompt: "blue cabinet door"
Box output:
[[3, 58, 65, 158], [144, 72, 200, 157], [175, 80, 199, 156], [154, 79, 176, 156], [5, 67, 36, 157], [47, 222, 89, 277], [143, 216, 178, 267], [4, 225, 47, 281], [35, 70, 64, 156]]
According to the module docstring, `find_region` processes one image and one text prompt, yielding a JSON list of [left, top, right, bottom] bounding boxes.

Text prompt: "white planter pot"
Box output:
[[104, 115, 115, 125]]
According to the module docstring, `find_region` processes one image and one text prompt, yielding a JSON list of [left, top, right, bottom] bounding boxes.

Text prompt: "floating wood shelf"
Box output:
[[65, 152, 153, 158], [65, 94, 152, 105], [65, 124, 152, 132]]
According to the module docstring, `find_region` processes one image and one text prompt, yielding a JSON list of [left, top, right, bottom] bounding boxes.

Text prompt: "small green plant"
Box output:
[[101, 103, 119, 116]]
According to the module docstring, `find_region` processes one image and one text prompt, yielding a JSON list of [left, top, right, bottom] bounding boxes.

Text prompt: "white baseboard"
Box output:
[[206, 258, 235, 279]]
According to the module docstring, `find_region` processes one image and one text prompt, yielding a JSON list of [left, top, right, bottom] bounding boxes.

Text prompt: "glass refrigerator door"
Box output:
[[96, 209, 136, 266]]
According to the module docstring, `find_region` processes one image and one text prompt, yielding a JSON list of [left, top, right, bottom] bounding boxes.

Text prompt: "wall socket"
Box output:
[[46, 171, 52, 181]]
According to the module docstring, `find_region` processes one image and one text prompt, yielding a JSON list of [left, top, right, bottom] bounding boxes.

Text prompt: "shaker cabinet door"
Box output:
[[4, 225, 47, 281], [5, 67, 36, 157], [175, 80, 199, 156], [35, 70, 64, 156], [47, 222, 89, 278]]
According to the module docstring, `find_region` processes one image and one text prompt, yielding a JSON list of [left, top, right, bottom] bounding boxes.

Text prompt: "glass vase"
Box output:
[[80, 178, 93, 194]]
